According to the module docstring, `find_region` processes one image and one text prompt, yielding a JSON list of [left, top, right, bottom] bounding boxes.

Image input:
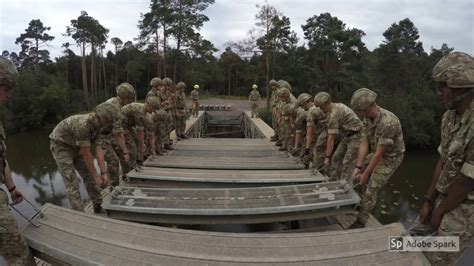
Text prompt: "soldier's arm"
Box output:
[[113, 132, 129, 160], [3, 162, 23, 204], [305, 126, 314, 149], [136, 129, 145, 155], [94, 145, 108, 186], [325, 133, 336, 162], [79, 146, 103, 186], [360, 144, 385, 184], [354, 140, 369, 180]]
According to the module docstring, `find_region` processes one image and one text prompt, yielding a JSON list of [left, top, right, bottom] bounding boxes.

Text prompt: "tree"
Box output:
[[15, 19, 55, 70], [219, 47, 242, 95], [111, 37, 123, 87]]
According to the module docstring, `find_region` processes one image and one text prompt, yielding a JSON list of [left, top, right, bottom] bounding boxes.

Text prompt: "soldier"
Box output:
[[274, 80, 296, 147], [349, 88, 405, 228], [419, 52, 474, 265], [249, 84, 261, 118], [277, 84, 294, 152], [162, 77, 175, 150], [290, 94, 310, 156], [175, 82, 189, 140], [50, 102, 120, 212], [102, 82, 135, 186], [0, 57, 36, 265], [191, 84, 200, 117], [269, 79, 280, 141], [147, 77, 166, 154], [314, 92, 363, 180], [147, 77, 162, 99], [120, 96, 160, 173]]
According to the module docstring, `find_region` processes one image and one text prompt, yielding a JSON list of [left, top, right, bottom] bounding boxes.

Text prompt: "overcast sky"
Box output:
[[0, 0, 472, 59]]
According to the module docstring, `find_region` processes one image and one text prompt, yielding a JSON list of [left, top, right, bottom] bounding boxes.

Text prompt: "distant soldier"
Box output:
[[0, 57, 36, 265], [162, 77, 175, 150], [274, 80, 296, 147], [50, 102, 120, 213], [314, 92, 363, 180], [175, 82, 189, 140], [419, 52, 474, 265], [147, 77, 162, 99], [120, 97, 160, 172], [148, 77, 165, 154], [349, 88, 405, 228], [276, 80, 295, 151], [291, 94, 310, 156], [191, 84, 200, 117], [269, 79, 280, 141], [102, 82, 135, 186], [249, 84, 261, 118]]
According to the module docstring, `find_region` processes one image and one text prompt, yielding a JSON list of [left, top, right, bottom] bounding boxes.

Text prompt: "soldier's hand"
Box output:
[[419, 202, 433, 224], [430, 208, 443, 230], [10, 188, 24, 205], [352, 168, 361, 181], [359, 172, 369, 185], [324, 157, 331, 166]]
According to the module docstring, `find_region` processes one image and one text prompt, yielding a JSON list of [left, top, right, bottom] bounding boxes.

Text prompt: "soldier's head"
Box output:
[[269, 79, 278, 91], [176, 82, 186, 91], [145, 96, 160, 113], [296, 93, 313, 110], [277, 80, 292, 91], [432, 52, 473, 110], [278, 88, 290, 102], [163, 77, 173, 90], [350, 88, 378, 118], [314, 92, 332, 113], [150, 77, 163, 90], [116, 82, 136, 105], [0, 57, 19, 103], [252, 84, 258, 90], [193, 84, 200, 90], [95, 102, 120, 128]]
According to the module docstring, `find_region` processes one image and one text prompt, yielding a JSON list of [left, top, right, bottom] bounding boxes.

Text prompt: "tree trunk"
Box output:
[[155, 30, 161, 77], [114, 47, 118, 88], [81, 43, 89, 108], [162, 23, 167, 77], [90, 45, 96, 105], [102, 50, 107, 96], [265, 52, 270, 110], [228, 65, 231, 96]]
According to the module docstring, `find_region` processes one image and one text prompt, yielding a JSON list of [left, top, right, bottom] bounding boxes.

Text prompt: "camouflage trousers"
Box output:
[[192, 100, 199, 117], [103, 138, 121, 186], [280, 117, 292, 150], [312, 131, 328, 171], [154, 109, 167, 153], [50, 140, 101, 211], [425, 195, 474, 265], [0, 190, 35, 266], [123, 129, 138, 174], [358, 153, 404, 224], [331, 132, 361, 181], [250, 102, 259, 118], [165, 111, 174, 143], [271, 107, 277, 135], [175, 109, 187, 137]]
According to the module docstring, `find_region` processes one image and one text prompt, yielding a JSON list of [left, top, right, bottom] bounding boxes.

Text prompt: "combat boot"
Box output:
[[181, 134, 189, 139], [275, 141, 282, 146], [278, 146, 287, 151], [93, 204, 103, 214], [270, 135, 278, 142]]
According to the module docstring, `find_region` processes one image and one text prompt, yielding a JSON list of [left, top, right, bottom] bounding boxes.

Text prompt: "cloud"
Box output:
[[0, 0, 472, 58]]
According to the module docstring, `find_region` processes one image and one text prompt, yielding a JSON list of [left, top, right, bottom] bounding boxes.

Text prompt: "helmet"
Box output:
[[150, 77, 163, 87], [193, 84, 200, 89], [252, 84, 258, 89], [116, 82, 136, 99], [278, 88, 290, 97], [269, 79, 278, 87], [445, 61, 474, 88], [0, 56, 19, 88], [296, 93, 312, 107], [163, 77, 173, 86], [145, 96, 160, 110], [95, 102, 120, 122], [176, 82, 186, 89], [432, 52, 473, 83], [350, 88, 377, 111], [277, 80, 291, 91], [314, 92, 331, 107]]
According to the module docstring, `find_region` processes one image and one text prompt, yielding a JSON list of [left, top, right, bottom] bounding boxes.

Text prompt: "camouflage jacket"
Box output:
[[146, 89, 160, 100], [249, 90, 260, 101], [436, 100, 474, 200], [49, 114, 103, 149], [271, 90, 279, 107], [327, 103, 363, 135], [306, 105, 327, 135], [191, 89, 199, 101], [176, 91, 186, 109], [0, 121, 6, 183], [121, 103, 154, 133], [294, 107, 307, 133], [104, 97, 124, 134], [362, 107, 405, 158]]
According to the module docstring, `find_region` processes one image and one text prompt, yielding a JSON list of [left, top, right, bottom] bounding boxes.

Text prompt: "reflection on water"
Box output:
[[4, 129, 437, 229]]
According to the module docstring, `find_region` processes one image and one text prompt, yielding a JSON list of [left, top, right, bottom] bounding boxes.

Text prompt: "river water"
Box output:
[[4, 129, 437, 229]]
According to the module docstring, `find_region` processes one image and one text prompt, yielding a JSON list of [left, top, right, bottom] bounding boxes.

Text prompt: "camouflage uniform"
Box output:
[[425, 52, 474, 265], [49, 114, 103, 211], [249, 89, 261, 118], [270, 80, 279, 138], [306, 105, 328, 170], [191, 88, 200, 117], [0, 56, 36, 265], [175, 83, 188, 138], [103, 97, 125, 186], [147, 79, 163, 153], [359, 107, 405, 223], [121, 103, 154, 172], [326, 103, 363, 180]]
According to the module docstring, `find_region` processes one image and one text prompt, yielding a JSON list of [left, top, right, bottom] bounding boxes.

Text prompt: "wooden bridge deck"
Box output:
[[23, 204, 429, 265], [102, 181, 360, 224]]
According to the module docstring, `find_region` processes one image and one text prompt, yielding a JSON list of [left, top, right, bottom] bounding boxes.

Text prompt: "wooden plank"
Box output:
[[102, 182, 360, 224], [127, 167, 327, 188], [22, 204, 429, 265]]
